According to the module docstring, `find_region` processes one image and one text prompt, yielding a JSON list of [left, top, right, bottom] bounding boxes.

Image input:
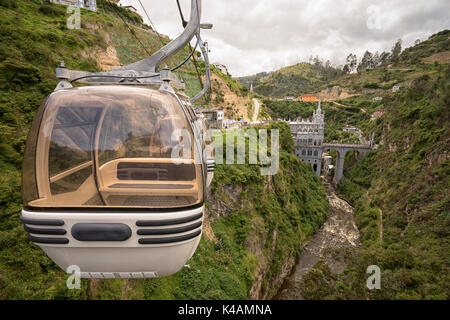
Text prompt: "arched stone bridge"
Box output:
[[322, 143, 372, 185], [286, 101, 374, 185]]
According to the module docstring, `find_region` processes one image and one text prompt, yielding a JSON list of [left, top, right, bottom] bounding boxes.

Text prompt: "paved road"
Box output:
[[252, 98, 260, 122]]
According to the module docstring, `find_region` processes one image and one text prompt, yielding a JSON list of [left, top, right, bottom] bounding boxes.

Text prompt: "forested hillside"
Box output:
[[301, 68, 449, 300], [259, 33, 449, 299]]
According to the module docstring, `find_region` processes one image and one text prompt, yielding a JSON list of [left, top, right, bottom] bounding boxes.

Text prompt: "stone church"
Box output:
[[288, 101, 325, 176]]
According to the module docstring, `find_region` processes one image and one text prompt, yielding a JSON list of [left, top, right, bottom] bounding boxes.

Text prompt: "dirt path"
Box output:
[[333, 101, 367, 113], [275, 181, 361, 300], [252, 98, 260, 122], [355, 128, 367, 145]]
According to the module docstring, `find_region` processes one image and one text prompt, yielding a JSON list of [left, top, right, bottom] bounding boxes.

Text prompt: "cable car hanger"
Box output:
[[55, 0, 212, 104]]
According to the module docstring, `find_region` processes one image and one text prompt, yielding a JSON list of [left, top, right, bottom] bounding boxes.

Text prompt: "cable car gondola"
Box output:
[[20, 0, 213, 279]]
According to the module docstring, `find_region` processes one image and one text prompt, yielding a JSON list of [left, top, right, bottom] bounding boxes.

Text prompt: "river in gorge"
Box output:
[[275, 180, 361, 300]]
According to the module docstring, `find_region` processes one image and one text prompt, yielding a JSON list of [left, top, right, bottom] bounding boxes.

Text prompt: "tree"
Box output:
[[390, 39, 402, 63], [379, 51, 391, 66], [343, 64, 351, 74], [344, 53, 357, 74], [370, 51, 380, 69], [357, 51, 373, 73], [312, 55, 322, 68], [414, 39, 421, 46]]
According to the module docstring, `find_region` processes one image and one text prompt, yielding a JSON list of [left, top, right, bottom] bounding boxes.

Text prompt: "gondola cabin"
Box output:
[[20, 0, 213, 278]]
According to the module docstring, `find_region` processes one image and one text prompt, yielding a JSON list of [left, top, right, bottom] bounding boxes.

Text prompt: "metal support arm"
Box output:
[[191, 34, 210, 104], [54, 0, 208, 96], [117, 0, 201, 73]]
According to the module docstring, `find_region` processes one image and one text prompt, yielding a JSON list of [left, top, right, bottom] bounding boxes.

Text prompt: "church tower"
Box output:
[[313, 99, 324, 124], [288, 99, 325, 177]]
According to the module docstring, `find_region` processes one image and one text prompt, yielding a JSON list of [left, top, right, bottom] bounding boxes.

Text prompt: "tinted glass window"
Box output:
[[24, 86, 203, 209], [49, 107, 100, 176]]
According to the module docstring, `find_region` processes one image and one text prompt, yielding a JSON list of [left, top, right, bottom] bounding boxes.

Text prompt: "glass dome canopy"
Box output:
[[23, 86, 204, 210]]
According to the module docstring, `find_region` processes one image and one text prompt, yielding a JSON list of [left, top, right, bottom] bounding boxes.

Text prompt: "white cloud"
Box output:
[[119, 0, 450, 76]]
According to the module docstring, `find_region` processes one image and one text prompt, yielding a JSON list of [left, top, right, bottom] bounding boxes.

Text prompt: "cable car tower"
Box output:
[[20, 0, 215, 279]]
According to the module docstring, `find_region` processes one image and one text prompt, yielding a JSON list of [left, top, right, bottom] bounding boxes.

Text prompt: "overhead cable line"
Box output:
[[137, 0, 167, 47], [104, 0, 152, 56], [175, 0, 204, 88], [72, 0, 201, 83]]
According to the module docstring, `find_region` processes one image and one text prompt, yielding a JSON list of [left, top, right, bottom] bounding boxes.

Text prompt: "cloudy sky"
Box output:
[[119, 0, 450, 77]]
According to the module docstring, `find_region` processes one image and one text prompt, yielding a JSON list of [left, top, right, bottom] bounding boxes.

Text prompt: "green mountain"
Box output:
[[299, 68, 449, 300], [239, 30, 449, 98], [400, 30, 450, 64], [0, 0, 327, 299], [237, 61, 344, 98]]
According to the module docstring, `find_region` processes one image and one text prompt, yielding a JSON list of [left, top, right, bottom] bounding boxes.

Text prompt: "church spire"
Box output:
[[317, 98, 322, 114]]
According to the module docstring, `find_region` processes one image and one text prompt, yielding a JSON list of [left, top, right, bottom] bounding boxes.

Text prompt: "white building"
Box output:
[[50, 0, 97, 11], [123, 5, 138, 13], [392, 85, 402, 93], [343, 126, 358, 133], [201, 109, 224, 129], [213, 63, 229, 75], [323, 155, 334, 173]]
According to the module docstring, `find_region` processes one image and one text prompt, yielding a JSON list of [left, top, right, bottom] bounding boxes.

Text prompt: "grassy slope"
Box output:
[[321, 30, 450, 92], [0, 1, 328, 299], [199, 64, 255, 120], [235, 72, 269, 89]]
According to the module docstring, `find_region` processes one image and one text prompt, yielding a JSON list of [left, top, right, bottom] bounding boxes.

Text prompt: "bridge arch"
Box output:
[[321, 144, 371, 185]]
